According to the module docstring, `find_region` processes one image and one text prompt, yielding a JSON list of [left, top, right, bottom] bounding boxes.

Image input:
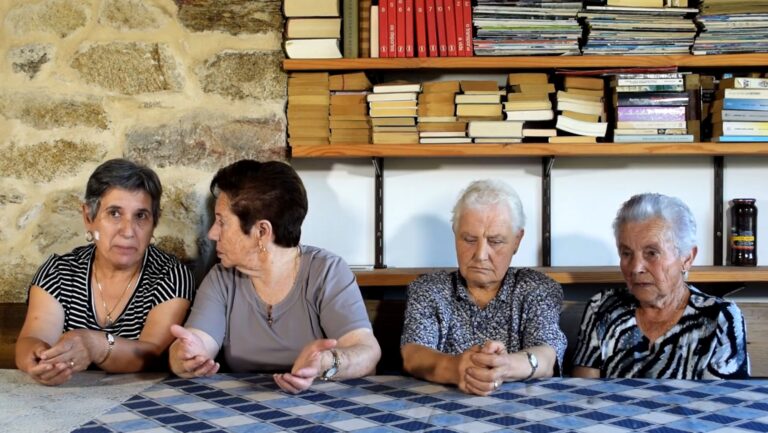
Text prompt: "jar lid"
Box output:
[[732, 198, 756, 203]]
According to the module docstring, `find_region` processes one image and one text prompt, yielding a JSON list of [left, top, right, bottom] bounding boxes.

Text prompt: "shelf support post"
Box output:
[[542, 156, 554, 267], [713, 156, 724, 266], [373, 157, 386, 269]]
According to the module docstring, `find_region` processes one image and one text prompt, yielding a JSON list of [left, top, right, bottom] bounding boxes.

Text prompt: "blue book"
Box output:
[[715, 135, 768, 142], [723, 99, 768, 111]]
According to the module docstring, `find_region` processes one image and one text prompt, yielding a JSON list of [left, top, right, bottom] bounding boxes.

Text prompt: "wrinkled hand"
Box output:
[[465, 340, 508, 396], [34, 330, 94, 382], [170, 325, 219, 378], [25, 341, 74, 386], [455, 344, 486, 395], [274, 339, 337, 394]]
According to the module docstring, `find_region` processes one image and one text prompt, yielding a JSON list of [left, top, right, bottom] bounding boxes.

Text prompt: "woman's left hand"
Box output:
[[464, 340, 508, 395], [38, 329, 95, 373], [274, 339, 337, 394]]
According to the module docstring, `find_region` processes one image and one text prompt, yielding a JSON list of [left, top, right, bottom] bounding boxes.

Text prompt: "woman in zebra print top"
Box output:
[[572, 193, 750, 379], [16, 159, 194, 386]]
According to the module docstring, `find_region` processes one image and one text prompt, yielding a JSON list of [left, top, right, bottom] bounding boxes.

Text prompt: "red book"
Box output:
[[435, 0, 447, 56], [405, 0, 414, 57], [454, 0, 464, 56], [379, 0, 389, 57], [388, 0, 397, 57], [463, 0, 472, 56], [396, 0, 406, 57], [415, 0, 427, 57], [425, 0, 438, 56], [443, 0, 457, 56]]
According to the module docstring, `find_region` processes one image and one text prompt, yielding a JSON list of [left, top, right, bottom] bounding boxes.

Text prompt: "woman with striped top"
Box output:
[[16, 159, 195, 386], [572, 193, 750, 379]]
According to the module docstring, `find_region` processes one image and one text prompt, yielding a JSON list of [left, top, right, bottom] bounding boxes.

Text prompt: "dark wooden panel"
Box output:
[[0, 303, 26, 369]]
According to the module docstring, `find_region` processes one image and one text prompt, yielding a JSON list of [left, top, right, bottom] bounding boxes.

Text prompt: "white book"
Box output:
[[419, 131, 467, 137], [370, 5, 379, 58], [723, 88, 768, 100], [556, 115, 608, 137], [556, 99, 604, 116], [505, 110, 554, 121], [473, 138, 523, 143], [285, 39, 342, 59], [373, 83, 422, 93], [419, 137, 473, 143], [367, 92, 418, 102], [467, 121, 523, 138], [284, 0, 340, 17]]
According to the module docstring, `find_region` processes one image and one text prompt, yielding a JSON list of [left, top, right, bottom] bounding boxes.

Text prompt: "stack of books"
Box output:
[[693, 1, 768, 55], [369, 81, 421, 144], [459, 80, 521, 143], [284, 0, 343, 59], [611, 72, 694, 143], [287, 73, 331, 146], [418, 81, 469, 143], [473, 1, 582, 56], [553, 76, 608, 143], [374, 0, 473, 57], [711, 76, 768, 142], [579, 3, 698, 55], [329, 73, 373, 144], [506, 73, 556, 141]]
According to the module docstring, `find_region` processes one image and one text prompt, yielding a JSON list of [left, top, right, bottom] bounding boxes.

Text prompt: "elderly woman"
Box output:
[[169, 160, 381, 393], [401, 180, 566, 396], [572, 193, 750, 379], [16, 159, 195, 386]]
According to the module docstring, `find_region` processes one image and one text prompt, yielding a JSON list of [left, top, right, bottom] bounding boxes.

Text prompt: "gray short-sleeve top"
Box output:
[[185, 245, 372, 372]]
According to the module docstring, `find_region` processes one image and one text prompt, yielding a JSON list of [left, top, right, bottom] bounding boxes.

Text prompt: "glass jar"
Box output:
[[730, 198, 758, 266]]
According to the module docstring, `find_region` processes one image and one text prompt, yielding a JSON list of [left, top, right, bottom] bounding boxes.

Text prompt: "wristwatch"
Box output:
[[522, 351, 538, 381], [319, 349, 340, 381]]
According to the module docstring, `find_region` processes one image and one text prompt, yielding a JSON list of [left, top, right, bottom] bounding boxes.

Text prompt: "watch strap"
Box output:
[[522, 351, 537, 381]]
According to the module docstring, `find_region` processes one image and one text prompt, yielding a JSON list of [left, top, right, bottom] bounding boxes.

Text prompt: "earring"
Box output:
[[150, 236, 156, 244], [85, 231, 94, 243], [258, 241, 267, 254]]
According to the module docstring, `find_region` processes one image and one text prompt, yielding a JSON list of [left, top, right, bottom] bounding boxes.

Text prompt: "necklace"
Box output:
[[259, 246, 302, 327], [94, 266, 140, 326]]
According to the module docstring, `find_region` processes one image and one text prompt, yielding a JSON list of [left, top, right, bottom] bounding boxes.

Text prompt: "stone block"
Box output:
[[199, 51, 285, 101], [125, 115, 287, 172], [71, 42, 182, 95], [0, 94, 108, 130], [99, 0, 163, 30], [176, 0, 283, 35], [0, 140, 105, 183], [8, 44, 53, 79], [0, 262, 37, 303], [5, 0, 88, 38]]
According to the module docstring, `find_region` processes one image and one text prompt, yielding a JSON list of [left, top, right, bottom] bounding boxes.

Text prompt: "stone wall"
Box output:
[[0, 0, 286, 302]]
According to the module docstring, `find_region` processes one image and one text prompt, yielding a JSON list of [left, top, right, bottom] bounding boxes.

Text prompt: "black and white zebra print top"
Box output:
[[30, 244, 195, 339], [572, 285, 750, 379]]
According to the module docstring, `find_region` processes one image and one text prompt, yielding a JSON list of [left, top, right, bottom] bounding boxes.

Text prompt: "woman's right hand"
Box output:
[[169, 325, 220, 378], [21, 341, 74, 386]]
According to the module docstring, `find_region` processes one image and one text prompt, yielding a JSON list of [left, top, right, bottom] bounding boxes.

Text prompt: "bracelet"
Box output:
[[97, 332, 115, 365]]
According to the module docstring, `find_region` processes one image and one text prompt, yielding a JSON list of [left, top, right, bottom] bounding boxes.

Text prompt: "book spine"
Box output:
[[405, 0, 414, 57], [443, 0, 457, 56], [616, 92, 689, 107], [715, 135, 768, 142], [371, 4, 379, 58], [463, 0, 472, 56], [615, 84, 685, 92], [453, 0, 464, 57], [616, 106, 686, 122], [616, 120, 687, 129], [435, 0, 447, 56], [733, 77, 768, 89], [719, 110, 768, 122], [378, 1, 389, 57], [723, 88, 768, 99], [342, 0, 359, 58], [720, 121, 768, 136], [415, 0, 427, 57], [388, 0, 397, 57], [613, 134, 694, 143], [723, 98, 768, 111], [426, 0, 438, 56], [396, 0, 406, 57], [359, 0, 372, 58]]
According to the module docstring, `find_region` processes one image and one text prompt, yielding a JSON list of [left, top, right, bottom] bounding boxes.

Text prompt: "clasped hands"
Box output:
[[25, 330, 95, 386], [457, 340, 509, 396]]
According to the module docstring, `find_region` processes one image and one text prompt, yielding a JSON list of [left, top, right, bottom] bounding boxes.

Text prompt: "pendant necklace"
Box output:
[[94, 266, 139, 326]]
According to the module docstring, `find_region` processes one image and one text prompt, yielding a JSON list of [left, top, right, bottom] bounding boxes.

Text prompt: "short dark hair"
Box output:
[[85, 159, 163, 227], [210, 160, 307, 247]]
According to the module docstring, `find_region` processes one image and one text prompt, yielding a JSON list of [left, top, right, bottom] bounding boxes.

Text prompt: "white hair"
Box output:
[[451, 179, 525, 234]]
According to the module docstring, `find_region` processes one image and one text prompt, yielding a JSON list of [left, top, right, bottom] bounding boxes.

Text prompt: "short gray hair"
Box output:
[[451, 180, 525, 234], [85, 159, 163, 227], [613, 193, 697, 258]]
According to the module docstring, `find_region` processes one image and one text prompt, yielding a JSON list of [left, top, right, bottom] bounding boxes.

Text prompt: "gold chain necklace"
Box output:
[[94, 266, 139, 326]]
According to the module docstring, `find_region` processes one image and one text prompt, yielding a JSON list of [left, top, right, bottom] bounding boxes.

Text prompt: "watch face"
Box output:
[[529, 352, 538, 368]]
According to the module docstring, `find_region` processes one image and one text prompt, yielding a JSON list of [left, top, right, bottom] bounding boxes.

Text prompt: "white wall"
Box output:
[[295, 156, 767, 268]]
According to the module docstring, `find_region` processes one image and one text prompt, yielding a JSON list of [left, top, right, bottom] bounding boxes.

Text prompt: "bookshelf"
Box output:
[[283, 54, 768, 277]]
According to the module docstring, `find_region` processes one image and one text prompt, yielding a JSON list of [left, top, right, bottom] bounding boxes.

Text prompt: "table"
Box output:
[[74, 374, 768, 433], [0, 369, 165, 433]]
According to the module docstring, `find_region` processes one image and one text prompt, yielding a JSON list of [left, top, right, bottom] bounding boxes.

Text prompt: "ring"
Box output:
[[493, 380, 499, 389], [69, 360, 75, 368]]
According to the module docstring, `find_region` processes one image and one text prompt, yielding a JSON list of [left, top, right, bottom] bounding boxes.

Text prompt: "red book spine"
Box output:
[[405, 0, 414, 57], [425, 0, 438, 56], [443, 0, 457, 56], [388, 0, 397, 57], [454, 0, 464, 56], [396, 0, 406, 57], [463, 0, 472, 56], [435, 0, 447, 57], [415, 0, 427, 57], [379, 1, 389, 58]]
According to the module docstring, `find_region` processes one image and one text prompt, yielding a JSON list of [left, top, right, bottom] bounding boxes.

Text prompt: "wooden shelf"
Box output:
[[354, 266, 768, 287], [284, 53, 768, 71], [292, 143, 768, 158]]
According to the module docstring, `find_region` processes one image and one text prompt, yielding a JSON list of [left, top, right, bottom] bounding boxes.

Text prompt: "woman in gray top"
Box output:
[[169, 160, 381, 393]]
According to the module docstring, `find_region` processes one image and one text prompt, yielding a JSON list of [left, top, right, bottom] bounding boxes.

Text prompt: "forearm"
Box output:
[[402, 344, 461, 385], [96, 334, 167, 373], [504, 345, 557, 380], [327, 340, 381, 380]]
